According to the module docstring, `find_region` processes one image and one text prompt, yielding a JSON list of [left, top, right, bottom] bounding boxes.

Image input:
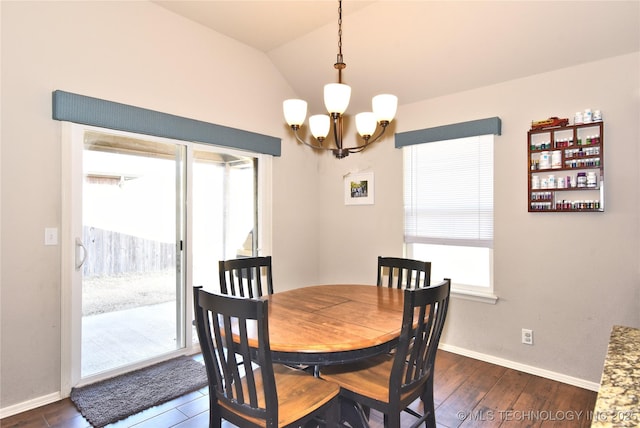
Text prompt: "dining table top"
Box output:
[[263, 283, 406, 366]]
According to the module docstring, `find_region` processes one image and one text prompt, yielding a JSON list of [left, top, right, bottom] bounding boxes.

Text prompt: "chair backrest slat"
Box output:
[[219, 256, 274, 298], [377, 256, 431, 289]]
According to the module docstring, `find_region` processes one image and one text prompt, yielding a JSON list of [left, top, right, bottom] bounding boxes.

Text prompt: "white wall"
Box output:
[[314, 53, 640, 385], [0, 0, 317, 409]]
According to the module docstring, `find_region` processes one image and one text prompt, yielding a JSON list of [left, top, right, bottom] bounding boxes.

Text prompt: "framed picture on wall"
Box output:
[[344, 172, 374, 205]]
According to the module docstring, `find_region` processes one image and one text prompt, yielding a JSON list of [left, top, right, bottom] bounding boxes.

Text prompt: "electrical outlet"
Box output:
[[522, 328, 533, 345]]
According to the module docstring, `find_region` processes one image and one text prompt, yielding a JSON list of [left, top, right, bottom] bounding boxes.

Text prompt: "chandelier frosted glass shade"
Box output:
[[324, 83, 351, 114], [355, 112, 377, 138], [283, 99, 308, 127], [372, 94, 398, 123], [309, 114, 331, 140]]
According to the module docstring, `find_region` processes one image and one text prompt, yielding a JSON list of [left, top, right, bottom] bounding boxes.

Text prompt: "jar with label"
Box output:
[[577, 172, 587, 188], [587, 172, 597, 188], [531, 176, 540, 189], [539, 151, 551, 169], [541, 178, 549, 189], [557, 177, 566, 188], [551, 150, 562, 168], [594, 110, 602, 121]]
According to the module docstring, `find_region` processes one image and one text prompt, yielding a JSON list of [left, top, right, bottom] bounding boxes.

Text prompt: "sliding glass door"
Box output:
[[80, 132, 186, 377], [191, 149, 257, 295], [62, 123, 268, 388]]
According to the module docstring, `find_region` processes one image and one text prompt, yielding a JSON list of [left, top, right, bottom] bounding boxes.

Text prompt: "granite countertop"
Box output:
[[591, 325, 640, 427]]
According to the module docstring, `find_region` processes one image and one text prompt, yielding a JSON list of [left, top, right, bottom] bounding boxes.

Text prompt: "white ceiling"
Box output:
[[154, 1, 640, 115]]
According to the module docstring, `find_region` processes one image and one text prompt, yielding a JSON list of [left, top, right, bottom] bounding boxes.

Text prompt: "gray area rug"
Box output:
[[70, 356, 208, 427]]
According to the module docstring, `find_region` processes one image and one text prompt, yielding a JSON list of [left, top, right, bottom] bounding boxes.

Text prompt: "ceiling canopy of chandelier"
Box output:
[[282, 0, 398, 159]]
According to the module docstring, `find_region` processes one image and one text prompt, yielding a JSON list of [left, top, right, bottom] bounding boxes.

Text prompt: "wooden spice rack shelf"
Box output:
[[527, 121, 604, 212]]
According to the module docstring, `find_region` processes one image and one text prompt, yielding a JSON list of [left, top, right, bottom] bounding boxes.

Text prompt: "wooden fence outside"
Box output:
[[82, 226, 176, 277]]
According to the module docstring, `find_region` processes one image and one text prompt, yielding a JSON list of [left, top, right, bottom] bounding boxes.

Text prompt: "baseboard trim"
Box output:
[[0, 392, 62, 419], [439, 343, 601, 392]]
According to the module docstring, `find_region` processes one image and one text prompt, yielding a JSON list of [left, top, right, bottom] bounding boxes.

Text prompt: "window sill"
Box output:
[[451, 287, 498, 304]]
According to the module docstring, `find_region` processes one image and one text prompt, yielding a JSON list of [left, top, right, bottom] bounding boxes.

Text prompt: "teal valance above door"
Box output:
[[52, 90, 281, 156]]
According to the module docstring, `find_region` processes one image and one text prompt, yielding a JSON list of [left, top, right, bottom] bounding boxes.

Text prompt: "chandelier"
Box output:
[[282, 0, 398, 159]]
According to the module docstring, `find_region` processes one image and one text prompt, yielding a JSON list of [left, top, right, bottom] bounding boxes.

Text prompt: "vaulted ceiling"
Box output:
[[154, 1, 640, 115]]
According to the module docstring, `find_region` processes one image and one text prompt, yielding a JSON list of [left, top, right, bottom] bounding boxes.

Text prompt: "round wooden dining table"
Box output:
[[263, 283, 406, 367]]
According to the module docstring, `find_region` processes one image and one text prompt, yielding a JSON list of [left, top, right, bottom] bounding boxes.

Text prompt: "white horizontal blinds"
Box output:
[[403, 135, 494, 248]]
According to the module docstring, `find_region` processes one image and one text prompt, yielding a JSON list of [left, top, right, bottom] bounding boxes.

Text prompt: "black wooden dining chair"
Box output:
[[320, 278, 451, 428], [377, 256, 431, 289], [193, 286, 340, 428], [219, 256, 274, 297]]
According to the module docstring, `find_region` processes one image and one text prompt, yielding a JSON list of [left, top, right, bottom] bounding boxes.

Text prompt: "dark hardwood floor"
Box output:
[[1, 351, 597, 428]]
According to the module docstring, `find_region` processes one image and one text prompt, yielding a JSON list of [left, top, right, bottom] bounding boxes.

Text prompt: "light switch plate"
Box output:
[[45, 227, 58, 246]]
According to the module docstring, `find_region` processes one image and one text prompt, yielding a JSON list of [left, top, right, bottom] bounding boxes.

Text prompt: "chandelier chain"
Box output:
[[335, 0, 345, 82], [338, 0, 342, 59]]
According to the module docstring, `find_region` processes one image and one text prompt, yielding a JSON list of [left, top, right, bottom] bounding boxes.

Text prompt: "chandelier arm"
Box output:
[[351, 144, 370, 153], [292, 128, 335, 152], [343, 123, 390, 153], [344, 139, 372, 153]]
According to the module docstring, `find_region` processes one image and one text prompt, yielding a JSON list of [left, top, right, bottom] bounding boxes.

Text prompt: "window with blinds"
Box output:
[[403, 134, 495, 298], [403, 135, 493, 248]]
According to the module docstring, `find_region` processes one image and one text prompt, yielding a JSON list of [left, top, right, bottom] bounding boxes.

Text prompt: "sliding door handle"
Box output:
[[75, 238, 87, 270]]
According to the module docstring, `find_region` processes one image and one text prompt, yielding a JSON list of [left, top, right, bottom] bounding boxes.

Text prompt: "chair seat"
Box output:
[[320, 354, 426, 405], [220, 364, 340, 427]]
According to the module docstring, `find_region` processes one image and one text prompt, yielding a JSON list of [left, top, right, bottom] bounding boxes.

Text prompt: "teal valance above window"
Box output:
[[52, 90, 281, 156], [395, 117, 501, 148]]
